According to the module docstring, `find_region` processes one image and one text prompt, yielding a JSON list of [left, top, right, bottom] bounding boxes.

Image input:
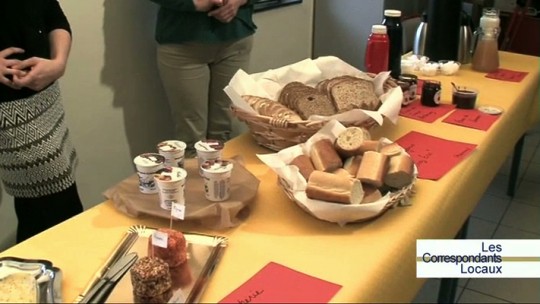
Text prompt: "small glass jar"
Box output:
[[420, 80, 441, 107], [397, 74, 418, 105]]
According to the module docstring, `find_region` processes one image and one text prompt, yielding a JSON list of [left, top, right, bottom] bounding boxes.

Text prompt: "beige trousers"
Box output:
[[157, 36, 253, 156]]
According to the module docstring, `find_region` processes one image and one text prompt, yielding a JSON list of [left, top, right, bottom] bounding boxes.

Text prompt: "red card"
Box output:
[[399, 100, 455, 123], [219, 262, 342, 303], [395, 131, 477, 180], [485, 68, 528, 82], [442, 109, 500, 131]]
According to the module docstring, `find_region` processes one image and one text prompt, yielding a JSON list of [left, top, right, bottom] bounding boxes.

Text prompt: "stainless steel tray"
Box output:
[[0, 256, 62, 303], [76, 225, 228, 303]]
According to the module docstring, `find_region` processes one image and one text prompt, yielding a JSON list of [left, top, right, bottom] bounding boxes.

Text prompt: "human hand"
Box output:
[[0, 47, 27, 89], [193, 0, 224, 12], [11, 57, 66, 91], [208, 0, 246, 23]]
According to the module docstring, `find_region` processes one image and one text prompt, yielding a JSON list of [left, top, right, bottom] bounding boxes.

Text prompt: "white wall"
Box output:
[[0, 0, 313, 250]]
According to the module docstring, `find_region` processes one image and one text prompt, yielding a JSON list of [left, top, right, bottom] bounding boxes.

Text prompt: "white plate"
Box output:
[[478, 105, 504, 115]]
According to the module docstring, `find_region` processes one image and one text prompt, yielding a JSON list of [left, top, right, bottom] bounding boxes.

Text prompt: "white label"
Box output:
[[171, 203, 186, 220], [151, 231, 169, 248], [417, 239, 540, 278]]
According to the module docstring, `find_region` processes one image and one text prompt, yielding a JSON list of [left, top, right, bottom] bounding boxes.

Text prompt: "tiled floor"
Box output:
[[413, 122, 540, 304]]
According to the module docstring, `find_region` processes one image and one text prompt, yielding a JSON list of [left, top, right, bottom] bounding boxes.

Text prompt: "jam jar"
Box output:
[[420, 80, 441, 107], [397, 74, 418, 105]]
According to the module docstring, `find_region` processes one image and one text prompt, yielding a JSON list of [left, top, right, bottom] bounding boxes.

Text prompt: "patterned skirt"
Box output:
[[0, 82, 78, 198]]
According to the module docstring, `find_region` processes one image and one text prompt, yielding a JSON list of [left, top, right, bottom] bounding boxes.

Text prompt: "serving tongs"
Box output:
[[79, 252, 138, 304]]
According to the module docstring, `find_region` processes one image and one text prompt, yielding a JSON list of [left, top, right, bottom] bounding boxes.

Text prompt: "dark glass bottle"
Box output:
[[382, 9, 403, 79]]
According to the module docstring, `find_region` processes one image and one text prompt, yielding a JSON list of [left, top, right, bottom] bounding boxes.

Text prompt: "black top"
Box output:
[[0, 0, 71, 102]]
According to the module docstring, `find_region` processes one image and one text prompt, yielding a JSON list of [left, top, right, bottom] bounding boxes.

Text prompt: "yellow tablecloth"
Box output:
[[1, 51, 539, 303]]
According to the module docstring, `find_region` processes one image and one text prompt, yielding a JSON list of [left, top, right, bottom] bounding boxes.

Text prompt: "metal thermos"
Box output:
[[414, 9, 473, 64], [458, 11, 473, 64], [424, 0, 462, 61], [413, 12, 428, 56]]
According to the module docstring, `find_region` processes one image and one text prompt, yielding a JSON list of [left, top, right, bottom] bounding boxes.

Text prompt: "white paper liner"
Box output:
[[225, 56, 403, 126], [257, 120, 415, 226]]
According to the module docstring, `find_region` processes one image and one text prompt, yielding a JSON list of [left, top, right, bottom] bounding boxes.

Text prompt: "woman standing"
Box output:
[[150, 0, 257, 157], [0, 0, 83, 243]]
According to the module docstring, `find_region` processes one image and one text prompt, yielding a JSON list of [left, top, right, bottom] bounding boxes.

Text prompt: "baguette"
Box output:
[[310, 138, 343, 172], [306, 171, 364, 204], [361, 184, 383, 204], [330, 168, 353, 178], [380, 142, 405, 156], [243, 95, 302, 121], [289, 154, 315, 181], [334, 127, 371, 157], [357, 140, 381, 154], [343, 155, 362, 176], [384, 153, 414, 188], [356, 151, 388, 188]]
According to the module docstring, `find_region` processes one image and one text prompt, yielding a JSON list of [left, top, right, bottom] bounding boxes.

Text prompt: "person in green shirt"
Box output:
[[150, 0, 257, 157]]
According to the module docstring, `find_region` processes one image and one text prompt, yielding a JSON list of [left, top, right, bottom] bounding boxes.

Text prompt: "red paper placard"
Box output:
[[399, 100, 455, 123], [442, 109, 500, 131], [485, 68, 528, 82], [395, 131, 477, 180], [219, 262, 342, 303]]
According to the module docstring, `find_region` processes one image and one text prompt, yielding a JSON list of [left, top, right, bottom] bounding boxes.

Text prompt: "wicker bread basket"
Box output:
[[256, 120, 416, 225], [230, 73, 399, 152], [278, 175, 416, 224]]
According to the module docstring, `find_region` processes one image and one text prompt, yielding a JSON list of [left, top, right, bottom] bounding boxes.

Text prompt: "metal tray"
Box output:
[[76, 225, 228, 303], [0, 256, 62, 303]]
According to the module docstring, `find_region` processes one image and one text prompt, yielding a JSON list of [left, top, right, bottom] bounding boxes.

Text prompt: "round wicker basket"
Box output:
[[231, 74, 398, 151], [278, 175, 416, 224]]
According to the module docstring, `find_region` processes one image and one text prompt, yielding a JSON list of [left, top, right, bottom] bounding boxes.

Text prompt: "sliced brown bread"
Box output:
[[278, 82, 305, 107], [294, 93, 336, 119]]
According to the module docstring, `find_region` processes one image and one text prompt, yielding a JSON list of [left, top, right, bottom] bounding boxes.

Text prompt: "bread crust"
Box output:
[[306, 171, 364, 204], [384, 153, 414, 188], [289, 154, 315, 181], [356, 151, 389, 188], [310, 138, 343, 172]]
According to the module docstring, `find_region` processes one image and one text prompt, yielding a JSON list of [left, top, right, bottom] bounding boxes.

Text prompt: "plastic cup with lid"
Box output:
[[200, 159, 234, 202], [157, 140, 187, 168], [133, 153, 166, 194], [154, 167, 188, 210], [194, 139, 224, 176]]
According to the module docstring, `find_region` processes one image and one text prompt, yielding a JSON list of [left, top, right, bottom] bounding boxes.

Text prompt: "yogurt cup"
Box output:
[[157, 140, 187, 168], [195, 139, 224, 176], [200, 159, 233, 202], [133, 153, 165, 194], [154, 167, 188, 210]]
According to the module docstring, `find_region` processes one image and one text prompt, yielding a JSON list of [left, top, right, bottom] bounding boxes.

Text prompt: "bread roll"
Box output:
[[361, 184, 383, 204], [310, 138, 343, 172], [343, 155, 362, 176], [306, 171, 364, 204], [289, 154, 315, 181], [356, 151, 388, 188], [334, 127, 371, 157], [384, 153, 414, 188]]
